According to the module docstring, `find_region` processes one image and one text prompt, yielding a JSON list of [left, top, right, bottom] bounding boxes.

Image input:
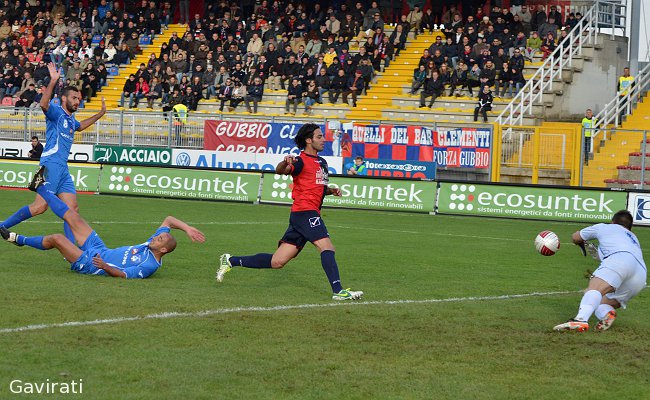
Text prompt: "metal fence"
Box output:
[[495, 125, 580, 185], [581, 128, 650, 188], [0, 106, 492, 149]]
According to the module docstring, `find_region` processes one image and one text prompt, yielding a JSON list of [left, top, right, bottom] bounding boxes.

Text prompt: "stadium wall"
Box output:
[[548, 34, 629, 120], [1, 159, 648, 225]]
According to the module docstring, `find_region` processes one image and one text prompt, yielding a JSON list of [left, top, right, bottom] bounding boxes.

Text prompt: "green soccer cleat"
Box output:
[[553, 319, 589, 332], [216, 253, 232, 283], [595, 310, 617, 332], [332, 288, 364, 301]]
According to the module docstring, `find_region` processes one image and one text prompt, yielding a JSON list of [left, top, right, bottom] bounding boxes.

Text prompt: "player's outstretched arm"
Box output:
[[78, 97, 106, 131], [275, 155, 295, 175], [40, 62, 60, 112], [92, 255, 127, 278], [572, 231, 587, 256], [161, 216, 206, 243], [326, 186, 342, 196]]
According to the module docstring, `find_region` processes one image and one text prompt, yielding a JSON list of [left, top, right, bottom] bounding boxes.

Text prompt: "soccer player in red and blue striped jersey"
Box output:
[[217, 123, 363, 300]]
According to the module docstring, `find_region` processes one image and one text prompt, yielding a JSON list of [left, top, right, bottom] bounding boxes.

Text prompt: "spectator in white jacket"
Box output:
[[103, 43, 117, 63]]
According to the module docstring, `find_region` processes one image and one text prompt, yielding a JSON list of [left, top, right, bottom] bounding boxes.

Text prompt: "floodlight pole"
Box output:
[[629, 0, 640, 75]]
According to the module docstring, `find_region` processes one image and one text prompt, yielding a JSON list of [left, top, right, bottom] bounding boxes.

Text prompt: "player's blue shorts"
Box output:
[[70, 231, 107, 275], [43, 162, 76, 195], [279, 211, 330, 250]]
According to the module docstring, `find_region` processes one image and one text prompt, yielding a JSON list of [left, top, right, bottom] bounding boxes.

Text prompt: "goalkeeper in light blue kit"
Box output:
[[0, 62, 105, 242], [554, 210, 647, 332], [1, 173, 205, 278]]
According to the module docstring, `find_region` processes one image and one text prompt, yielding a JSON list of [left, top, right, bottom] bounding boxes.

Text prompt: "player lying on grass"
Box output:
[[216, 123, 363, 301], [1, 171, 205, 278], [554, 210, 647, 332]]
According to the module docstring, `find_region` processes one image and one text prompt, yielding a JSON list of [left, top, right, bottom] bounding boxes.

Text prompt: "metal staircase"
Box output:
[[496, 0, 627, 127]]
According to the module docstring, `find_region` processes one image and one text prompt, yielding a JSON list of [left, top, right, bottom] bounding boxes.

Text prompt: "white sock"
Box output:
[[575, 290, 602, 322], [595, 303, 615, 320]]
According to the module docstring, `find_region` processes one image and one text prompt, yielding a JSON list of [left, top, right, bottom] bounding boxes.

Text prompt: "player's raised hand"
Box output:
[[283, 155, 296, 165], [185, 226, 205, 243], [100, 97, 106, 112], [47, 62, 60, 81]]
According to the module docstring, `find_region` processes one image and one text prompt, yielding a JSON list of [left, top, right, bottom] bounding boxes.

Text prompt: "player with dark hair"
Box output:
[[217, 123, 363, 300], [554, 210, 647, 332], [1, 175, 205, 278], [0, 62, 106, 243]]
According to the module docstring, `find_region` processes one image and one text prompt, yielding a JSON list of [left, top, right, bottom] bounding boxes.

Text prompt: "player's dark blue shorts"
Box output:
[[70, 231, 107, 275], [43, 162, 76, 195], [279, 210, 330, 250]]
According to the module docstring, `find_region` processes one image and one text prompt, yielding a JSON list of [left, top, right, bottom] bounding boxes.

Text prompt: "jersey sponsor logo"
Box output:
[[309, 216, 321, 227]]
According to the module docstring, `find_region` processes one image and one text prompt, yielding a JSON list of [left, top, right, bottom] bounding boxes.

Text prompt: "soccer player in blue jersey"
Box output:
[[0, 62, 106, 242], [1, 176, 205, 279]]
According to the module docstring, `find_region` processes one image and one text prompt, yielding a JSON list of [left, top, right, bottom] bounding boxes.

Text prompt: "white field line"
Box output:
[[0, 290, 577, 334], [23, 220, 532, 242]]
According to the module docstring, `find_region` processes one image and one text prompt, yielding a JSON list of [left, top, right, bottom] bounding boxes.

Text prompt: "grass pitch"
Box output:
[[0, 189, 648, 399]]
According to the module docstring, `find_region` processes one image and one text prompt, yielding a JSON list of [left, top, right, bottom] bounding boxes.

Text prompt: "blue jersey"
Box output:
[[98, 227, 170, 279], [41, 99, 80, 167]]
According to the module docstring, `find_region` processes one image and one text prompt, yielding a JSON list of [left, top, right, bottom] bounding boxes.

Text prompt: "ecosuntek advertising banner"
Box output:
[[260, 174, 436, 213], [94, 145, 172, 165], [98, 165, 260, 203], [171, 149, 344, 174], [627, 192, 650, 226], [203, 120, 335, 156], [437, 183, 627, 222], [0, 140, 94, 162], [344, 157, 436, 179], [0, 160, 100, 192]]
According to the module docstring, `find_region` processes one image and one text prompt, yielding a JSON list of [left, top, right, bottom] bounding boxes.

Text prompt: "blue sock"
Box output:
[[36, 185, 69, 219], [1, 206, 32, 229], [63, 221, 75, 243], [16, 235, 45, 250], [320, 250, 343, 293], [230, 253, 273, 268]]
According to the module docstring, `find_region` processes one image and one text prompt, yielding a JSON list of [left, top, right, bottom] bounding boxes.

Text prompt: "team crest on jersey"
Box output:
[[131, 248, 139, 255], [309, 216, 322, 227], [131, 255, 141, 263], [315, 166, 328, 185]]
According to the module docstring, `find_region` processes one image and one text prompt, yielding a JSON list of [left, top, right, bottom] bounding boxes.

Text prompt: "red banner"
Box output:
[[204, 120, 272, 152]]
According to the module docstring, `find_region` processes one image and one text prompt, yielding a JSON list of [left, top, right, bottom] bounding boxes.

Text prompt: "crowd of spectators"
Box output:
[[0, 1, 584, 116], [409, 2, 582, 107], [134, 0, 405, 114]]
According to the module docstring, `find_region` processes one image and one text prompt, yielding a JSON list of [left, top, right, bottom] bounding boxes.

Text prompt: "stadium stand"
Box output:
[[0, 1, 570, 124]]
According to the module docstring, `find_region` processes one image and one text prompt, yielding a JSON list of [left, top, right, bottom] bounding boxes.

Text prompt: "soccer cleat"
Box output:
[[553, 319, 589, 332], [332, 288, 364, 301], [595, 310, 617, 332], [0, 227, 22, 246], [216, 253, 232, 282], [28, 166, 46, 192]]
